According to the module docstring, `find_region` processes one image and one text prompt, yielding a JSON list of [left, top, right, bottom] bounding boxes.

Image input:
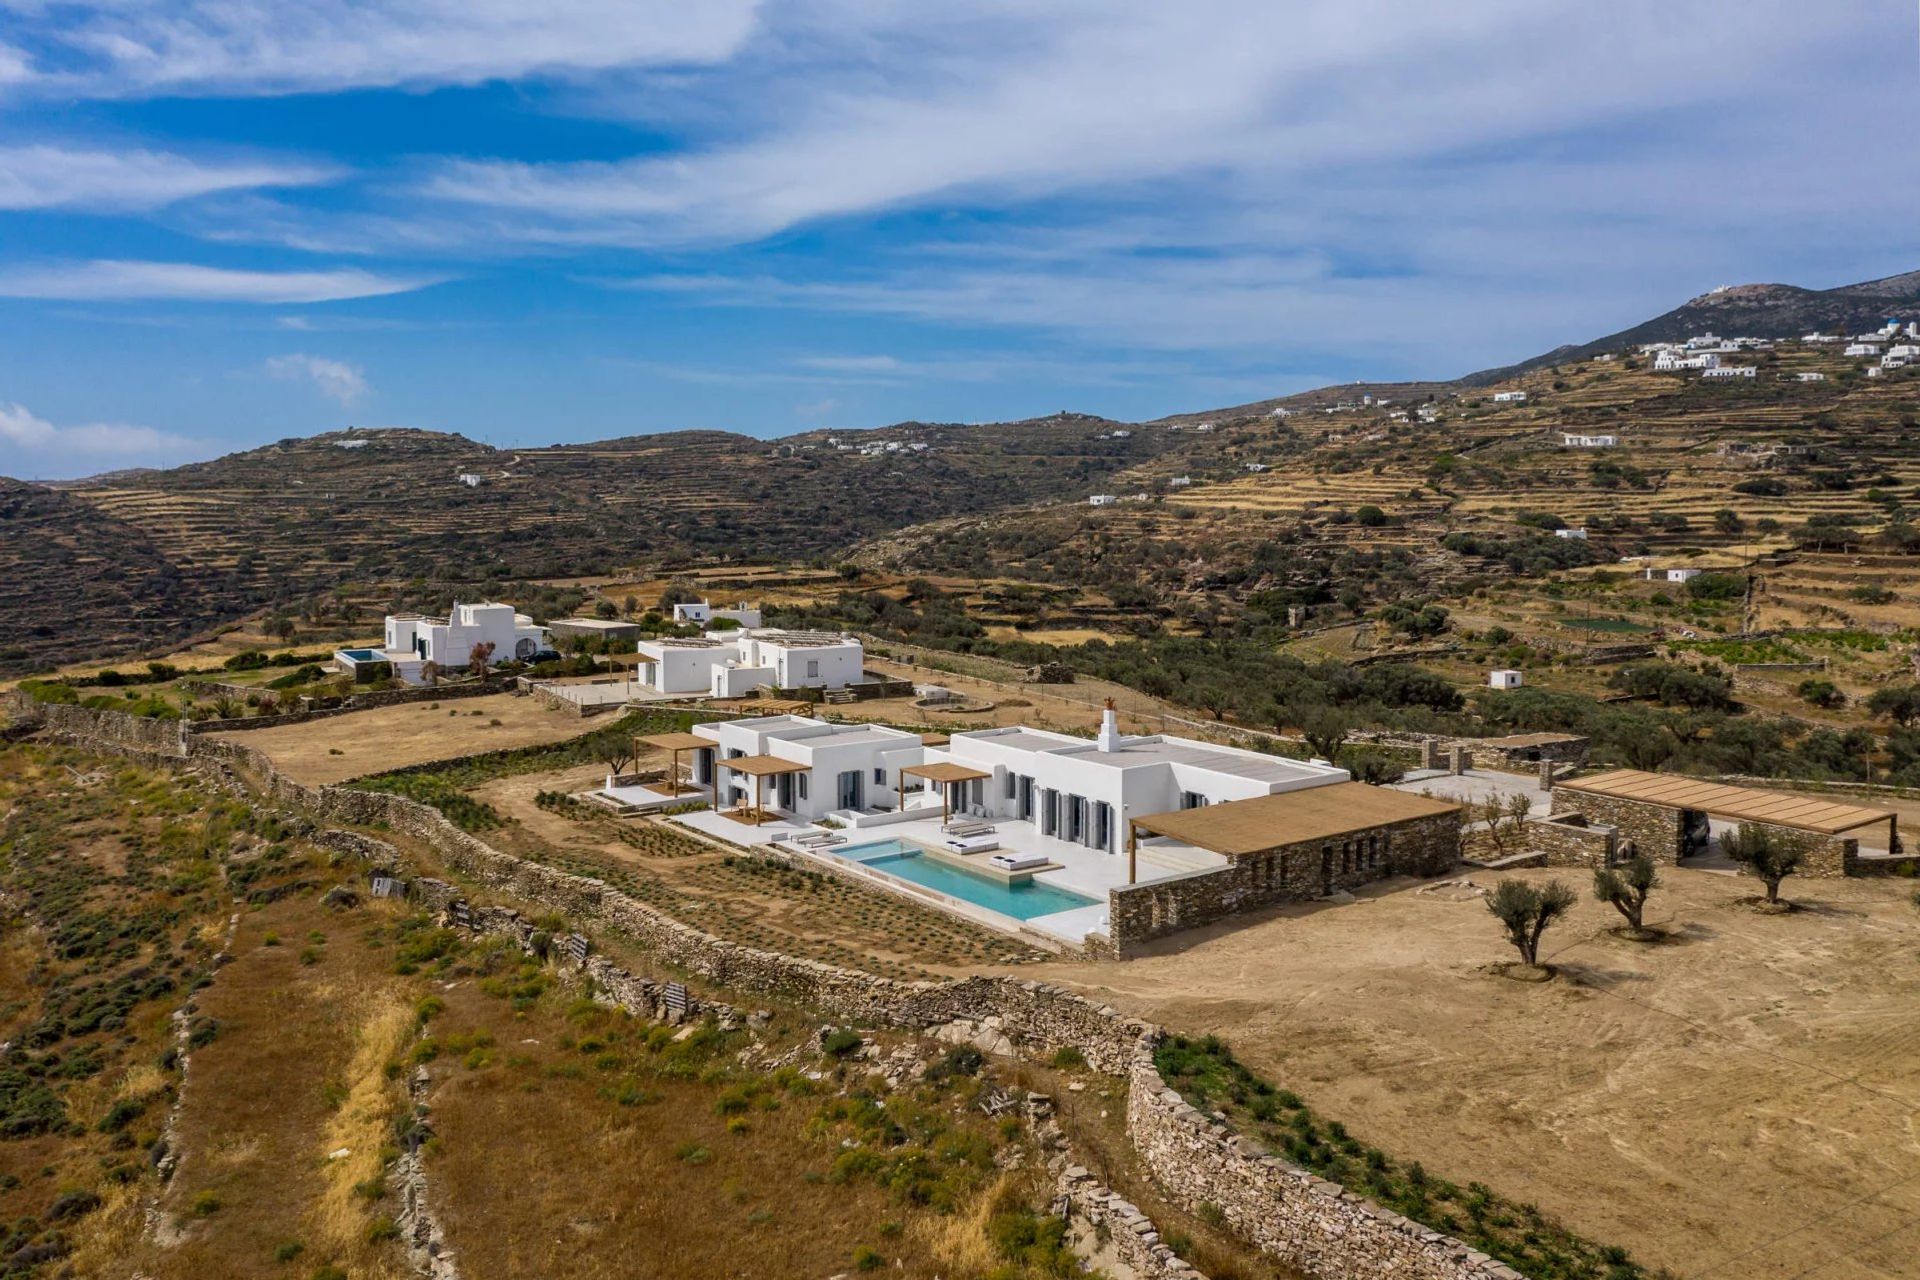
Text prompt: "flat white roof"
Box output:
[[954, 726, 1341, 784]]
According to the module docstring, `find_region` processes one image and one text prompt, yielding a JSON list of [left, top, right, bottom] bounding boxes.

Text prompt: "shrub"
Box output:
[[820, 1028, 863, 1057]]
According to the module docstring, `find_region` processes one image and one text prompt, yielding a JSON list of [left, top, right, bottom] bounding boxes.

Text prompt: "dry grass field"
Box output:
[[1032, 866, 1920, 1280], [211, 692, 599, 785]]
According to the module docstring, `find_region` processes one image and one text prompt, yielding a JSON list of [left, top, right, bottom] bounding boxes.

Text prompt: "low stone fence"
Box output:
[[19, 694, 1524, 1280], [191, 676, 515, 733]]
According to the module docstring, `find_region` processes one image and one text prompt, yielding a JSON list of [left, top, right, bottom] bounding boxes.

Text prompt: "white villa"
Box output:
[[1645, 567, 1704, 583], [629, 629, 865, 698], [670, 600, 763, 628], [1701, 365, 1756, 379], [616, 706, 1351, 856], [1492, 390, 1529, 403], [1554, 527, 1588, 540], [1561, 433, 1618, 448], [1088, 494, 1119, 506], [338, 602, 549, 684]]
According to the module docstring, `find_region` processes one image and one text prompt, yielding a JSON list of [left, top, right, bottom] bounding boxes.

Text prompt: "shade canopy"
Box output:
[[1131, 783, 1460, 858], [1556, 769, 1894, 835], [901, 762, 992, 785], [716, 754, 810, 777], [636, 732, 711, 752]]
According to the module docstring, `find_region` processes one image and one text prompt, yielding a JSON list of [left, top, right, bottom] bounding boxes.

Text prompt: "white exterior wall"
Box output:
[[711, 664, 777, 698], [691, 716, 924, 821], [383, 603, 546, 665], [636, 641, 731, 693], [731, 635, 864, 689]]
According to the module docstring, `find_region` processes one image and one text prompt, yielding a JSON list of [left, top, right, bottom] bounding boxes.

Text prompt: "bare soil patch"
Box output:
[[1027, 867, 1920, 1280], [211, 693, 597, 786]]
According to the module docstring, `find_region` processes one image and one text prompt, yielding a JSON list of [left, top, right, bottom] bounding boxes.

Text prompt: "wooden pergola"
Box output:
[[605, 651, 649, 697], [635, 731, 711, 797], [714, 754, 809, 825], [900, 762, 992, 828]]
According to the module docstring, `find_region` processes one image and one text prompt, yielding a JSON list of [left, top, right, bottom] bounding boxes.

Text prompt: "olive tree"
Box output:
[[1719, 822, 1806, 905], [1592, 853, 1659, 934], [1485, 878, 1577, 968]]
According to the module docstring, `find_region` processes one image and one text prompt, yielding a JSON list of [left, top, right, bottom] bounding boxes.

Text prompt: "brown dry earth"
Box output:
[[210, 692, 597, 785], [1030, 867, 1920, 1280]]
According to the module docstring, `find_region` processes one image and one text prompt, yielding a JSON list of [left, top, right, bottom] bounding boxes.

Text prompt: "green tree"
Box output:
[[1592, 853, 1659, 933], [1485, 879, 1577, 967], [1719, 822, 1805, 905], [1868, 684, 1920, 727]]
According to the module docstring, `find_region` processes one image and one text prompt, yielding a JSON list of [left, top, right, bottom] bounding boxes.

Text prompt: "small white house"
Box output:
[[1701, 365, 1756, 379], [1644, 567, 1703, 583], [1489, 670, 1524, 691], [1554, 527, 1588, 540], [351, 602, 550, 684], [1244, 462, 1268, 473], [1492, 391, 1529, 403], [1796, 372, 1827, 382], [1088, 494, 1119, 507], [455, 472, 484, 487], [630, 629, 865, 698], [1561, 433, 1618, 448], [671, 600, 763, 629], [1845, 343, 1882, 358], [1167, 476, 1192, 488]]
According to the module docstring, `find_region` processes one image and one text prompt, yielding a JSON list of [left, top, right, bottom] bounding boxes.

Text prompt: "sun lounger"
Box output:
[[988, 852, 1049, 872], [943, 833, 1001, 855], [942, 819, 997, 837]]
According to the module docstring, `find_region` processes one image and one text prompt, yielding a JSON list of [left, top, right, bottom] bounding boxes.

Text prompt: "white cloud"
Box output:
[[7, 0, 761, 96], [0, 401, 203, 476], [414, 1, 1891, 250], [265, 353, 369, 405], [0, 259, 442, 303], [0, 144, 337, 211]]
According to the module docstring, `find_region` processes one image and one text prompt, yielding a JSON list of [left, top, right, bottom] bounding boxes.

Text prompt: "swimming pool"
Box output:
[[827, 838, 1098, 921], [337, 648, 383, 662]]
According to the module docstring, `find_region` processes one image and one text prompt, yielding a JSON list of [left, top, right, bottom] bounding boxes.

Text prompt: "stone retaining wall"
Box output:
[[15, 694, 1524, 1280], [1126, 1044, 1523, 1280]]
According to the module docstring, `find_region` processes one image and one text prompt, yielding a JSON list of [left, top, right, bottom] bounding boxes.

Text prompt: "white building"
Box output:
[[1167, 476, 1192, 488], [631, 629, 865, 698], [1655, 351, 1718, 371], [1561, 433, 1618, 448], [456, 473, 484, 487], [1492, 391, 1529, 403], [1244, 462, 1268, 473], [1796, 372, 1827, 382], [1644, 566, 1703, 583], [1554, 527, 1588, 540], [1088, 494, 1119, 506], [1845, 343, 1882, 358], [690, 715, 927, 820], [1803, 332, 1841, 344], [670, 600, 764, 628], [1701, 365, 1756, 379], [1488, 670, 1524, 691], [348, 602, 550, 684]]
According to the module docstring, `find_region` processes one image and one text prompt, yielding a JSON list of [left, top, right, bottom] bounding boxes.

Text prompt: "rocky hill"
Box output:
[[1467, 268, 1920, 382]]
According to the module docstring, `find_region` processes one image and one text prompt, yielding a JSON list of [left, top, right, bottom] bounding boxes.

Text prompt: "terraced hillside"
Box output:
[[869, 340, 1920, 632], [0, 478, 238, 673]]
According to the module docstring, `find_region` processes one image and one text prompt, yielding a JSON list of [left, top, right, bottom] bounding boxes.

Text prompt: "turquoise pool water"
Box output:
[[338, 648, 383, 661], [830, 838, 1098, 921]]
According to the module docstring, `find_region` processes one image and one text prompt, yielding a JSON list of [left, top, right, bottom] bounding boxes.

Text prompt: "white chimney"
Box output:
[[1097, 698, 1122, 752]]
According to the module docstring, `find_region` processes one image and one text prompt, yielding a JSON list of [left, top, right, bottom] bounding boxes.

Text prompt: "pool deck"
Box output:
[[660, 799, 1227, 946]]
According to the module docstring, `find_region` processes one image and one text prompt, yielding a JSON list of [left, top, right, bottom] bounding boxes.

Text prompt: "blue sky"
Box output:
[[1, 1, 1918, 478]]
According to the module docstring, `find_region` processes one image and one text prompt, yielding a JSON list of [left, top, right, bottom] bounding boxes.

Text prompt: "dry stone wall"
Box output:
[[19, 695, 1525, 1280], [1107, 810, 1461, 953], [1525, 814, 1617, 867], [1553, 792, 1684, 862]]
